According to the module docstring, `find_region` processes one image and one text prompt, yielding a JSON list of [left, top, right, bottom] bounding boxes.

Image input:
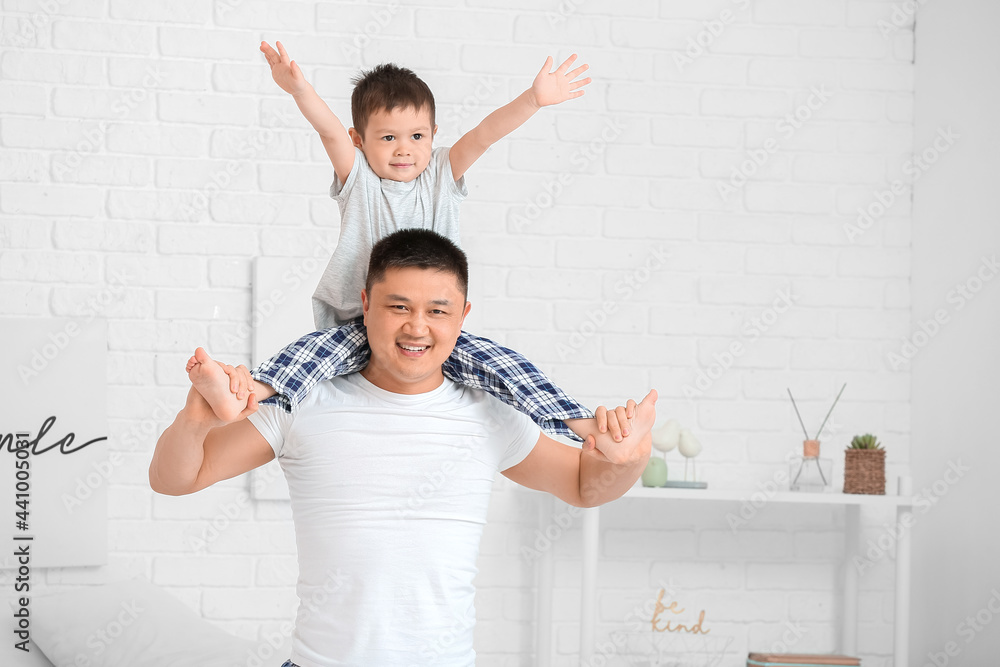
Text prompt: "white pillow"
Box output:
[[0, 638, 55, 667], [32, 576, 262, 667]]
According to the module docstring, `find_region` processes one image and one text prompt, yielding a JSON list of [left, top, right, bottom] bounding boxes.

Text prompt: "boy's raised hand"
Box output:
[[529, 54, 592, 108], [260, 40, 309, 96]]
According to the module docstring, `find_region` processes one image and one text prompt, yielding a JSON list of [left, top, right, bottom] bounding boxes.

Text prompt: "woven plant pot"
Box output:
[[843, 448, 886, 495]]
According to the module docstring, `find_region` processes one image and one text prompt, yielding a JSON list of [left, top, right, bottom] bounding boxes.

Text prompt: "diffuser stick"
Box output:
[[814, 382, 847, 440], [786, 388, 810, 440]]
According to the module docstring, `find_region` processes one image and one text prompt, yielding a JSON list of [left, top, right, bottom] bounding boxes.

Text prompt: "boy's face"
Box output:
[[351, 105, 437, 182], [360, 266, 471, 395]]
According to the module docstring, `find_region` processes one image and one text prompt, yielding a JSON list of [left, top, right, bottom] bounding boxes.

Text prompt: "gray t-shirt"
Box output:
[[312, 146, 468, 329]]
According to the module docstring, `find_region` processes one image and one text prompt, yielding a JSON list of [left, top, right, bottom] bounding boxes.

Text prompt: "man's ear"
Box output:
[[349, 127, 363, 149], [361, 289, 370, 325], [461, 300, 471, 322]]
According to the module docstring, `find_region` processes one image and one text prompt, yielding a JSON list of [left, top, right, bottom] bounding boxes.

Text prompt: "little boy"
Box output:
[[188, 40, 637, 444]]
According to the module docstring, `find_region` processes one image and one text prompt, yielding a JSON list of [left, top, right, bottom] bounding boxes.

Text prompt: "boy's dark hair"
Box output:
[[366, 229, 468, 300], [351, 63, 435, 137]]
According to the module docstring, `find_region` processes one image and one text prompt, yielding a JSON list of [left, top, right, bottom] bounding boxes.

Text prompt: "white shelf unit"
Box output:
[[535, 485, 914, 667], [623, 485, 911, 506]]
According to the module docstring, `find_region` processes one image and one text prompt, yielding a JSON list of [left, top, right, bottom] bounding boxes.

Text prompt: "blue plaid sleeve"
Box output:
[[251, 318, 592, 440], [250, 318, 370, 413], [443, 331, 593, 442]]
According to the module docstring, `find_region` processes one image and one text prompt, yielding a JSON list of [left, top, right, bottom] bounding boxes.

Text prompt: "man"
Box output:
[[149, 229, 657, 666]]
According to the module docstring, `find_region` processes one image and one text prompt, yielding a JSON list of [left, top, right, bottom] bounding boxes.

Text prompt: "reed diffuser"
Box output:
[[786, 384, 845, 493]]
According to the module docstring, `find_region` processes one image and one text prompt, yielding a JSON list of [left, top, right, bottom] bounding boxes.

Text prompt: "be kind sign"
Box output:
[[0, 319, 108, 569]]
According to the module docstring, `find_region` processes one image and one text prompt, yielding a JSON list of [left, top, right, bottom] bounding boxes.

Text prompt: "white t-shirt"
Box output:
[[247, 373, 539, 667]]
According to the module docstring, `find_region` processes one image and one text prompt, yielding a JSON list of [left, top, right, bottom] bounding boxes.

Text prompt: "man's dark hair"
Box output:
[[366, 229, 468, 300], [351, 63, 435, 137]]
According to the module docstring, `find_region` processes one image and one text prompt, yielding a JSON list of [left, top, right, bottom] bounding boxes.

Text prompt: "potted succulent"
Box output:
[[843, 433, 886, 495]]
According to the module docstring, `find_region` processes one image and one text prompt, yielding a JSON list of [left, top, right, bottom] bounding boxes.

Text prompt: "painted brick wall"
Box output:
[[0, 1, 916, 665]]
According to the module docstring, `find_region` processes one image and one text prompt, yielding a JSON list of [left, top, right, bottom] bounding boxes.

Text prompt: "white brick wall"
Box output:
[[0, 1, 916, 665]]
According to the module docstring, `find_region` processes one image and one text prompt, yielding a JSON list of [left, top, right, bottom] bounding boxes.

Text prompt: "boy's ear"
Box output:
[[433, 124, 438, 137], [349, 127, 363, 148]]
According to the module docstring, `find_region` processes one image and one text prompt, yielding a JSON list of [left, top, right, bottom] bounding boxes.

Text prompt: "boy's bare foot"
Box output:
[[566, 389, 658, 465], [186, 347, 255, 423]]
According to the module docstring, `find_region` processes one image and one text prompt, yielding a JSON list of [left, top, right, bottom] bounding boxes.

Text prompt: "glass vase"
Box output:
[[788, 439, 832, 493]]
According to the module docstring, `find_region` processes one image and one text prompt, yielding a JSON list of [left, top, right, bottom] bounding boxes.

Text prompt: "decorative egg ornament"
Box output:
[[651, 419, 681, 453], [641, 458, 669, 487], [678, 429, 702, 482], [678, 429, 702, 458]]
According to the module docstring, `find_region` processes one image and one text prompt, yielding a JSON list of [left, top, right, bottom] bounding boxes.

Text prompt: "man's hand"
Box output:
[[582, 389, 657, 466], [260, 40, 309, 96], [528, 54, 592, 108]]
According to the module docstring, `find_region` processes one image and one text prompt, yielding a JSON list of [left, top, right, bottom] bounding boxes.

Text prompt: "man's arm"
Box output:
[[148, 384, 274, 496], [260, 40, 355, 184], [449, 54, 591, 182], [502, 390, 656, 508]]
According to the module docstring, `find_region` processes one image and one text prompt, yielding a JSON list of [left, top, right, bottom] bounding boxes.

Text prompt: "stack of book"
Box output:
[[747, 654, 861, 667]]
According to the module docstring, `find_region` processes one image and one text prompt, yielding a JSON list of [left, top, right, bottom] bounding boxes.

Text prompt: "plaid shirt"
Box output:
[[251, 318, 592, 441]]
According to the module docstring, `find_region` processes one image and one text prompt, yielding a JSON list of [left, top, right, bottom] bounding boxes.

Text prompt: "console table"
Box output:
[[534, 484, 914, 667]]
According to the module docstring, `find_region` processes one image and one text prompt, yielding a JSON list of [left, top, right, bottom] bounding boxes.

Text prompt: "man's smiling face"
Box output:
[[360, 265, 470, 394]]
